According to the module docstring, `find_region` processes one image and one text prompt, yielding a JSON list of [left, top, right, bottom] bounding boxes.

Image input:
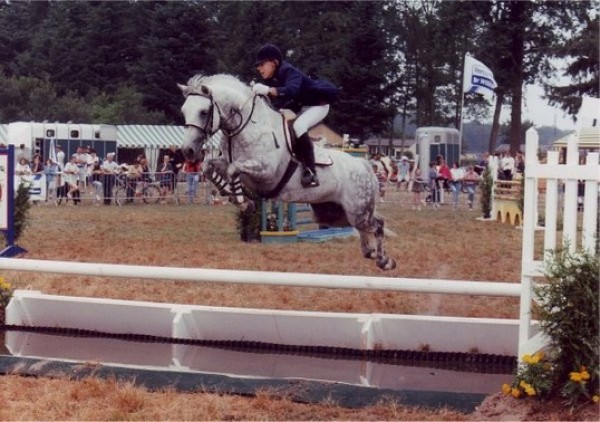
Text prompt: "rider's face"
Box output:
[[256, 59, 277, 79]]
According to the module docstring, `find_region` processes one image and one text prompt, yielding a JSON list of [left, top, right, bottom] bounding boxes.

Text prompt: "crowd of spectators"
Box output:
[[7, 143, 207, 206], [369, 150, 526, 210]]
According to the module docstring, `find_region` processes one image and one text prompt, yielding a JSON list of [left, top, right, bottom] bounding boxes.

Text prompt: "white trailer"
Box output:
[[7, 121, 118, 162]]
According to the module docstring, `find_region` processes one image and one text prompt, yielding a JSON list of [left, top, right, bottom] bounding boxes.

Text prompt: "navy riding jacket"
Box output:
[[263, 60, 338, 111]]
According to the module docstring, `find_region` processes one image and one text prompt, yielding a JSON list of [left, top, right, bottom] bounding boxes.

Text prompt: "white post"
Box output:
[[582, 152, 599, 251]]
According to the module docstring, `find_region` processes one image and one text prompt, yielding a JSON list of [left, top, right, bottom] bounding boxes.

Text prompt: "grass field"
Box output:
[[1, 193, 526, 420]]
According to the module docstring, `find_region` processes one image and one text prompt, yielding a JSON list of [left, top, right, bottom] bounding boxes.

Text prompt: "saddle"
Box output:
[[280, 110, 333, 166]]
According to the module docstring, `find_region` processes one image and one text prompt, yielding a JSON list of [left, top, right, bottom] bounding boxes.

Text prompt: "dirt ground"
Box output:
[[0, 195, 593, 420]]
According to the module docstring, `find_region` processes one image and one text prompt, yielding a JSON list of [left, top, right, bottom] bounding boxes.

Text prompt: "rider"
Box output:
[[252, 43, 338, 188]]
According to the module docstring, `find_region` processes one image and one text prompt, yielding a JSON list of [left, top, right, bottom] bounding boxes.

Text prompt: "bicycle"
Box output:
[[114, 173, 161, 206]]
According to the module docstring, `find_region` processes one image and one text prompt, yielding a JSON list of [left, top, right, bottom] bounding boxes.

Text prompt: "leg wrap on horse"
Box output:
[[210, 171, 232, 196], [230, 176, 244, 205]]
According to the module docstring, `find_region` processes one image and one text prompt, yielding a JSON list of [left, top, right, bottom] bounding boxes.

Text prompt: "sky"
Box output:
[[520, 84, 577, 131]]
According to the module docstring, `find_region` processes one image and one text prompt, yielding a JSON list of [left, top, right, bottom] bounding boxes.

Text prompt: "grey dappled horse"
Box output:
[[178, 74, 396, 270]]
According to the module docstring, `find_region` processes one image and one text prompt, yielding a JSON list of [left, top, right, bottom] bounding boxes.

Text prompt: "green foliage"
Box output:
[[12, 182, 31, 242], [504, 248, 599, 408], [236, 200, 262, 243], [479, 166, 493, 218], [503, 352, 554, 399], [536, 247, 599, 407]]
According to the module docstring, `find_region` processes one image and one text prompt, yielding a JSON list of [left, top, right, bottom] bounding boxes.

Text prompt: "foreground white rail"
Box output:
[[0, 258, 521, 297]]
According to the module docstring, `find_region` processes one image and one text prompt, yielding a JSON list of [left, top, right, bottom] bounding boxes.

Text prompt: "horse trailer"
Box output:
[[415, 127, 461, 171], [7, 122, 118, 161]]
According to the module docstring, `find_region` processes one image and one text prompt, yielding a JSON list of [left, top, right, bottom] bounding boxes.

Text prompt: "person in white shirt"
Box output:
[[100, 152, 120, 205], [501, 152, 515, 181], [63, 154, 80, 204], [449, 162, 465, 210], [56, 145, 65, 170]]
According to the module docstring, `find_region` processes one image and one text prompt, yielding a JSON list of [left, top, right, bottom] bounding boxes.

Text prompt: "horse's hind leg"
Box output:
[[374, 215, 396, 270]]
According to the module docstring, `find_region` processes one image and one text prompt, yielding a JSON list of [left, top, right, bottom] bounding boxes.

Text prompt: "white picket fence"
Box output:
[[518, 128, 599, 357]]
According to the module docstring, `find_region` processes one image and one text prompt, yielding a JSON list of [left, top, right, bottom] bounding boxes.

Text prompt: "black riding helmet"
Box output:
[[254, 43, 283, 66]]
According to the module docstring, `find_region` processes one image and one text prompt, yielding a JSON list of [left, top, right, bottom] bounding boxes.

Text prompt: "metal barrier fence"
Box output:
[[17, 171, 217, 206]]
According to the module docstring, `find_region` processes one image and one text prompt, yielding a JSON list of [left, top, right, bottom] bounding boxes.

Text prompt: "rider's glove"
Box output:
[[252, 83, 271, 96]]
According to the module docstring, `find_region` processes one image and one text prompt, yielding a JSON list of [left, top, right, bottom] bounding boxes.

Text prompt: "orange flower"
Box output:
[[570, 372, 583, 382], [502, 384, 512, 395], [511, 387, 522, 398], [593, 395, 599, 404]]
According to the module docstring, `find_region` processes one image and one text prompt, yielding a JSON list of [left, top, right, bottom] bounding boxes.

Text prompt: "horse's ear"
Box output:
[[201, 85, 211, 96], [177, 83, 189, 96]]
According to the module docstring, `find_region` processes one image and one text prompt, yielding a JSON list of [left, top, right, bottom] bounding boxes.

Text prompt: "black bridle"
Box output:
[[185, 91, 260, 139]]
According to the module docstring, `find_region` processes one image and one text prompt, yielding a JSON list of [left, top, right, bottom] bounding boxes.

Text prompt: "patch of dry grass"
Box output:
[[0, 375, 467, 421], [1, 200, 525, 420]]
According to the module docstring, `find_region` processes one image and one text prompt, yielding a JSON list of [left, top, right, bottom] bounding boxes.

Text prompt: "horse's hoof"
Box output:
[[364, 251, 377, 260], [377, 257, 396, 270]]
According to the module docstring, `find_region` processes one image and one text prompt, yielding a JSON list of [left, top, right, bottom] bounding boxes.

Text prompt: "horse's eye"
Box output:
[[200, 110, 208, 117]]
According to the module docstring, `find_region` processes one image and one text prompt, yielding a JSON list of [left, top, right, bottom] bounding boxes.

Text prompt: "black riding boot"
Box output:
[[296, 133, 319, 188]]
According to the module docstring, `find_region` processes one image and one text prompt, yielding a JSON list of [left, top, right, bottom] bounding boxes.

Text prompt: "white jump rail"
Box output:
[[0, 257, 521, 297]]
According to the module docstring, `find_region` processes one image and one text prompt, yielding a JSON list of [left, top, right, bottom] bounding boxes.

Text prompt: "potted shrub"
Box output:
[[479, 166, 493, 219]]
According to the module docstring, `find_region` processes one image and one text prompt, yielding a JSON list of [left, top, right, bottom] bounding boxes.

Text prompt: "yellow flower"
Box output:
[[534, 351, 544, 361], [522, 354, 533, 364], [511, 387, 522, 398], [570, 372, 583, 382], [581, 370, 590, 380], [502, 384, 512, 395], [593, 395, 599, 404], [525, 385, 536, 396]]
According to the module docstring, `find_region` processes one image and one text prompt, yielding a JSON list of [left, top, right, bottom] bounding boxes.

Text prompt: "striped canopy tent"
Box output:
[[0, 124, 8, 146], [116, 125, 222, 172]]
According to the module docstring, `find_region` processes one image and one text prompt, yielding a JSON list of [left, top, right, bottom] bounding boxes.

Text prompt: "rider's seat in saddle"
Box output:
[[280, 109, 333, 166]]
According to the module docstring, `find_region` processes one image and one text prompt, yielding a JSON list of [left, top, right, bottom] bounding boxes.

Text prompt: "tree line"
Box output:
[[0, 1, 597, 152]]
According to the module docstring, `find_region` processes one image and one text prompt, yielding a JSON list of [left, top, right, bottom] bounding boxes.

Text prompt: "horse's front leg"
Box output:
[[204, 158, 233, 197]]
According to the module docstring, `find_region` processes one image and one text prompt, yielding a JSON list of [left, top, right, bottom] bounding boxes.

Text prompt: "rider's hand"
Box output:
[[252, 83, 271, 96]]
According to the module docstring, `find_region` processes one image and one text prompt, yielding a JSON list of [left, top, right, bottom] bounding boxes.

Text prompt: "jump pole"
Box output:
[[0, 257, 520, 297], [0, 145, 27, 257]]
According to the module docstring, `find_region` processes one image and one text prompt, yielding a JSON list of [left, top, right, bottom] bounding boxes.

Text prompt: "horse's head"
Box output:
[[179, 74, 254, 161], [178, 82, 220, 161]]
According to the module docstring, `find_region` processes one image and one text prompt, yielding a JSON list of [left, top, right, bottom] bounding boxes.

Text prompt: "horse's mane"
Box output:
[[185, 73, 250, 95]]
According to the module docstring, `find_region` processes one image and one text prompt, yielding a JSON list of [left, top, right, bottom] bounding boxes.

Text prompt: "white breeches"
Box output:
[[293, 104, 330, 137]]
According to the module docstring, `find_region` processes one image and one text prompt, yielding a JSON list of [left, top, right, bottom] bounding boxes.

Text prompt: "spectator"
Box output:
[[86, 148, 100, 185], [101, 152, 120, 205], [501, 152, 515, 181], [90, 161, 104, 205], [157, 154, 174, 203], [435, 155, 451, 203], [15, 157, 31, 176], [63, 154, 81, 205], [126, 159, 143, 203], [168, 145, 185, 179], [515, 151, 525, 177], [44, 158, 59, 202], [427, 161, 439, 208], [449, 162, 465, 210], [396, 156, 410, 192], [55, 145, 65, 170], [30, 154, 44, 174], [463, 165, 480, 210], [182, 158, 202, 204], [474, 152, 489, 176], [372, 163, 387, 202], [16, 144, 30, 165], [411, 167, 426, 210], [75, 146, 89, 192]]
